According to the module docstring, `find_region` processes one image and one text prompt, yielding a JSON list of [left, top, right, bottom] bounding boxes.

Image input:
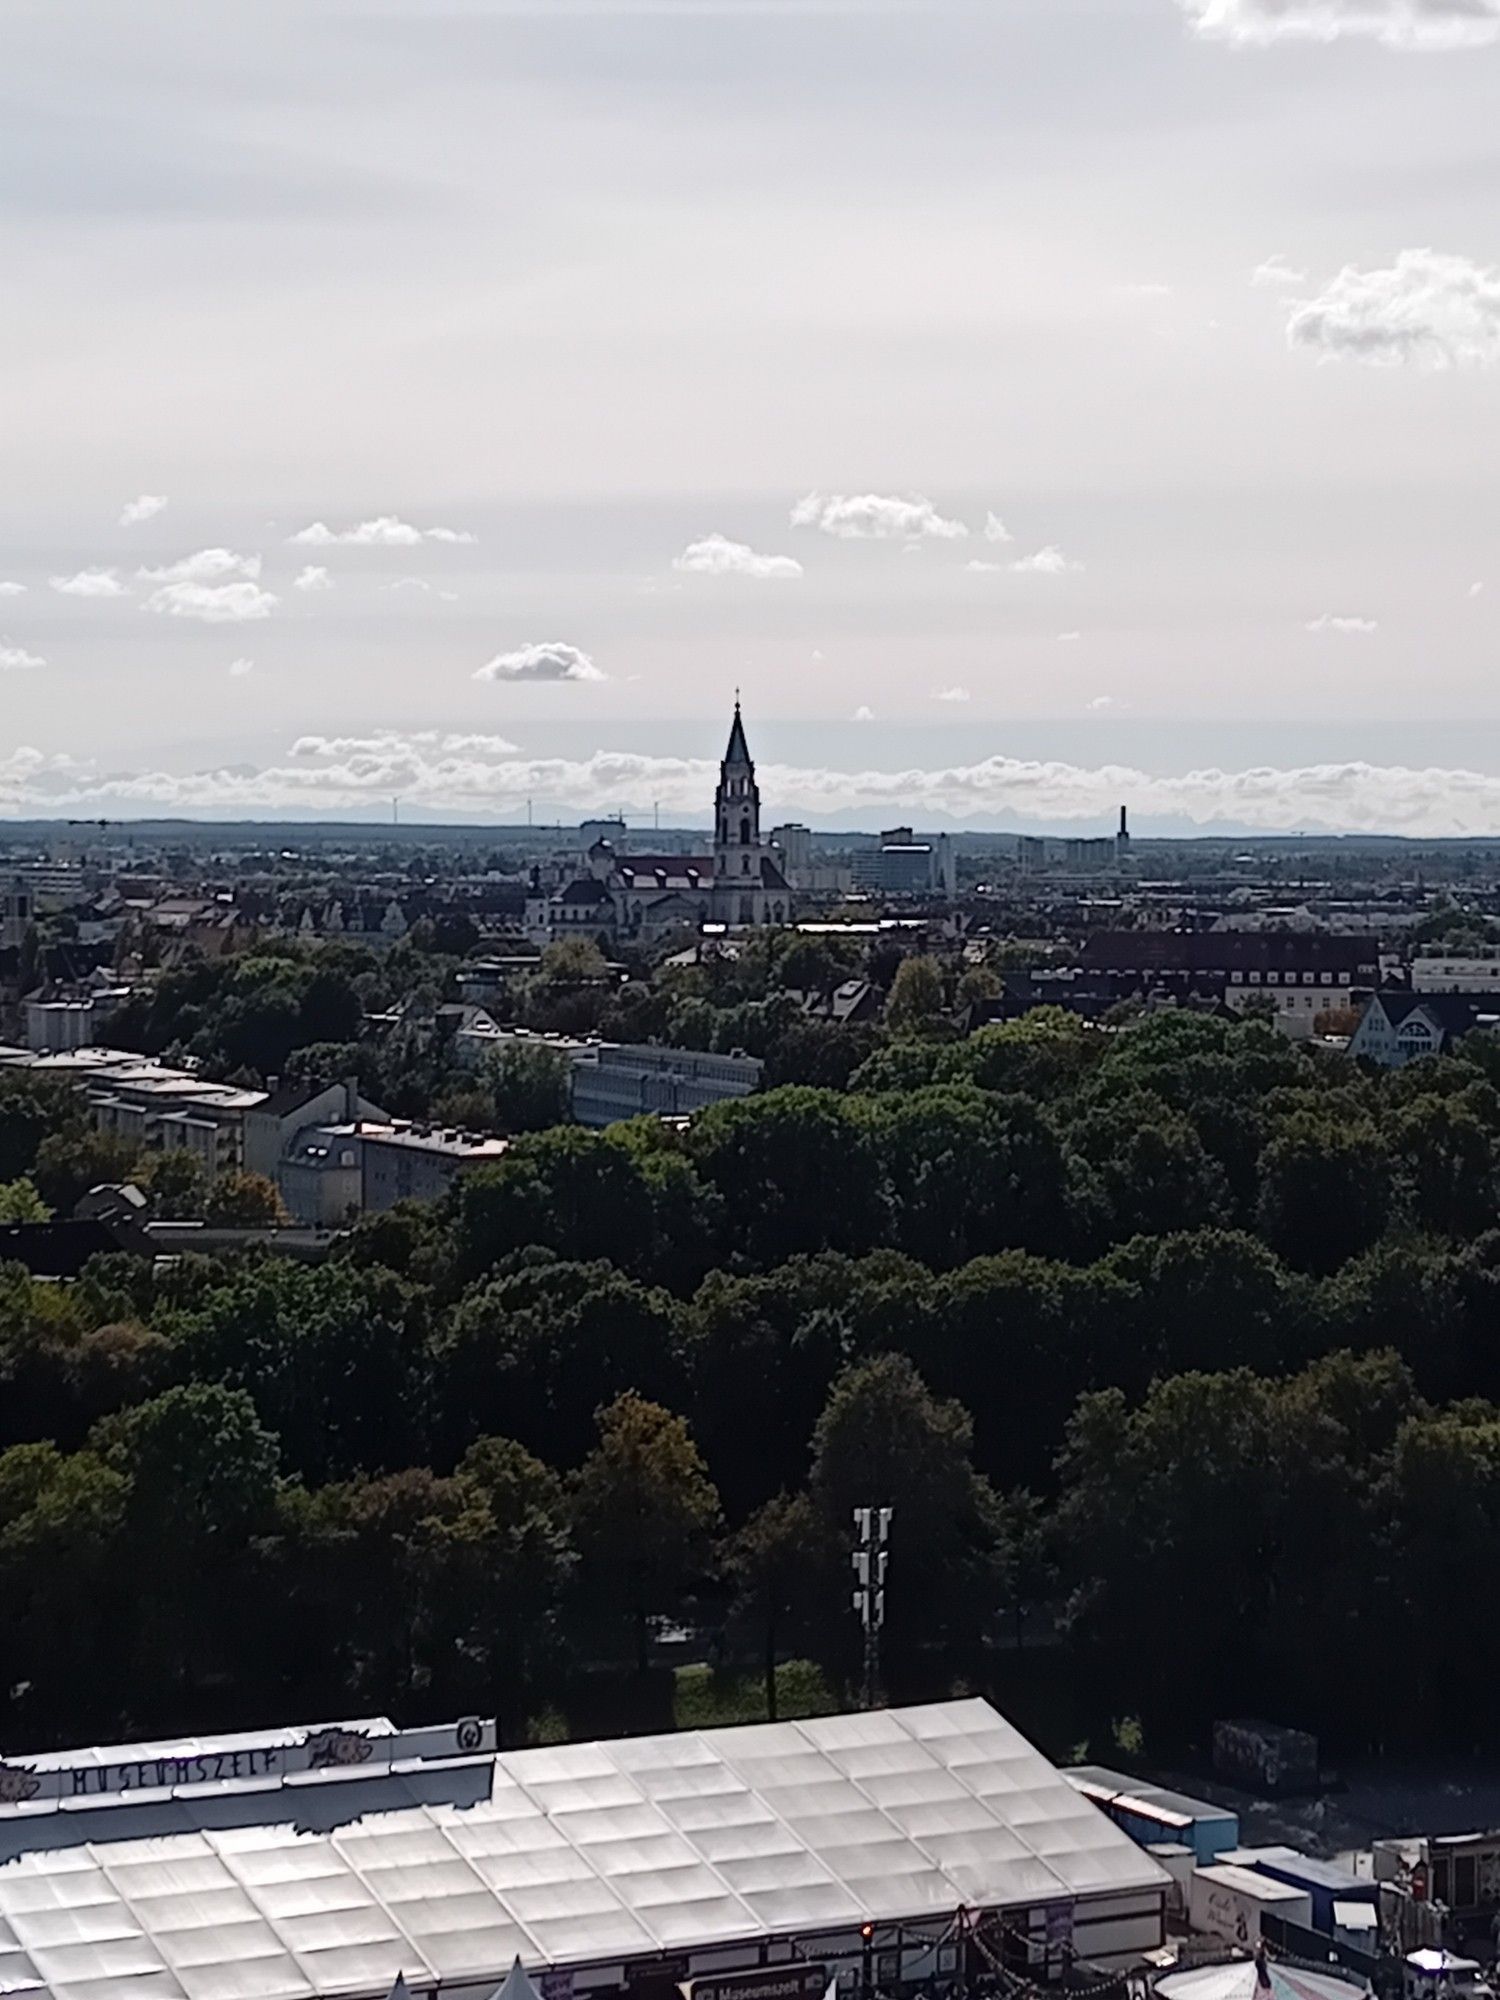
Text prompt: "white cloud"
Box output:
[[27, 736, 1500, 837], [383, 576, 459, 601], [0, 582, 26, 597], [983, 512, 1013, 544], [1288, 251, 1500, 369], [228, 658, 254, 677], [291, 730, 520, 760], [1116, 282, 1173, 298], [138, 548, 261, 584], [853, 705, 875, 721], [474, 641, 605, 683], [1306, 613, 1378, 633], [1252, 255, 1308, 290], [1087, 695, 1116, 711], [1470, 581, 1486, 598], [1179, 0, 1500, 48], [790, 492, 968, 540], [1058, 631, 1083, 644], [0, 643, 44, 671], [119, 494, 168, 527], [288, 515, 476, 546], [143, 580, 279, 623], [50, 568, 129, 598], [965, 560, 1006, 574], [1012, 546, 1083, 575], [293, 565, 334, 592], [934, 686, 971, 703], [672, 533, 803, 580]]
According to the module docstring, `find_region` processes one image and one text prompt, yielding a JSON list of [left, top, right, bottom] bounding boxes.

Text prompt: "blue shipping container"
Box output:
[[1252, 1854, 1377, 1934]]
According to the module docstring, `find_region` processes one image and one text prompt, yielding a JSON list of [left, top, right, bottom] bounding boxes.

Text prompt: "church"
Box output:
[[525, 702, 795, 946]]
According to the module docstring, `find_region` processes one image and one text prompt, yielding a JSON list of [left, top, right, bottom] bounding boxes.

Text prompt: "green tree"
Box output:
[[1257, 1112, 1391, 1274], [0, 1442, 130, 1739], [133, 1149, 207, 1218], [0, 1072, 86, 1181], [688, 1088, 885, 1264], [452, 1435, 577, 1737], [0, 1179, 51, 1223], [1070, 1095, 1231, 1242], [203, 1169, 287, 1227], [572, 1393, 721, 1672], [856, 1086, 1073, 1267], [169, 1260, 431, 1482], [948, 1008, 1102, 1098], [723, 1491, 831, 1720], [885, 955, 946, 1034], [92, 1384, 281, 1694], [1389, 1090, 1499, 1237], [31, 1129, 141, 1215], [485, 1042, 571, 1133], [455, 1127, 660, 1276], [809, 1353, 999, 1660], [437, 1261, 683, 1467]]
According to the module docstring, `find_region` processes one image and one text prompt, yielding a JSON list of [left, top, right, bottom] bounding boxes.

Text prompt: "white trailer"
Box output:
[[1189, 1864, 1314, 1948]]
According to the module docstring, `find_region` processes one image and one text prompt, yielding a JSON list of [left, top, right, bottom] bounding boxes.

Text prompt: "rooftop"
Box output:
[[358, 1122, 508, 1162], [0, 1700, 1164, 2000]]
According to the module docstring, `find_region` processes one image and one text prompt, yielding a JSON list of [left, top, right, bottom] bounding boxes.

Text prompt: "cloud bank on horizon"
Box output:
[[6, 735, 1500, 838], [1178, 0, 1500, 46]]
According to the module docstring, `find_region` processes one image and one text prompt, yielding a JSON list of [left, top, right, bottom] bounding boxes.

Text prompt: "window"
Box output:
[[1248, 970, 1261, 984], [1267, 971, 1280, 984]]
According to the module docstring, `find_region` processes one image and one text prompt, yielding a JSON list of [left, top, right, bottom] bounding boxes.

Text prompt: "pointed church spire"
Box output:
[[724, 697, 752, 768]]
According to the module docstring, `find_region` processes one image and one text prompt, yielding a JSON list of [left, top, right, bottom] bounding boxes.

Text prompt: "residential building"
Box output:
[[25, 999, 97, 1051], [23, 980, 133, 1050], [0, 1045, 263, 1179], [793, 978, 882, 1026], [1411, 955, 1500, 993], [1347, 990, 1500, 1067], [359, 1121, 508, 1210], [278, 1123, 365, 1226], [243, 1077, 387, 1180], [1077, 931, 1377, 1038], [571, 1042, 762, 1127]]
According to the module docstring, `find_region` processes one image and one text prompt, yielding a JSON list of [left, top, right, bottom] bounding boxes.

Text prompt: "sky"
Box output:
[[4, 0, 1500, 835]]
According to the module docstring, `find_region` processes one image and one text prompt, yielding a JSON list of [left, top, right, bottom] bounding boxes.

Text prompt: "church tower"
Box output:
[[714, 698, 768, 922]]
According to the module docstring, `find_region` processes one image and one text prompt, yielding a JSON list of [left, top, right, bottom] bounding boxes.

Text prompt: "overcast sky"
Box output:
[[4, 0, 1500, 833]]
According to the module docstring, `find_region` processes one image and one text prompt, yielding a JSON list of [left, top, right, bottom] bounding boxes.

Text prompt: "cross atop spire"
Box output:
[[723, 696, 752, 768]]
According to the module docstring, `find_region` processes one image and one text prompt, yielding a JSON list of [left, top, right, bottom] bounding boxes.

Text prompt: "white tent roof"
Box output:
[[0, 1698, 1166, 2000]]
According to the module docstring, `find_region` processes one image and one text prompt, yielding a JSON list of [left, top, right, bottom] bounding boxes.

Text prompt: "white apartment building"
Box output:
[[0, 1046, 264, 1179], [359, 1122, 508, 1210], [1411, 956, 1500, 994]]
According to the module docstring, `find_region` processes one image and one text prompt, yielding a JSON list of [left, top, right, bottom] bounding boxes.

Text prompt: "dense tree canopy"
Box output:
[[8, 998, 1500, 1758]]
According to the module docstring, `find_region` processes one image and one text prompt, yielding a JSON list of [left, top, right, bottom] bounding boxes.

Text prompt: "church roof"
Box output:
[[723, 702, 752, 767], [615, 857, 713, 892]]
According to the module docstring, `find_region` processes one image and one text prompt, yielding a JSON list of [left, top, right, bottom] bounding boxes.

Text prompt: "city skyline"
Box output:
[[4, 0, 1500, 834]]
